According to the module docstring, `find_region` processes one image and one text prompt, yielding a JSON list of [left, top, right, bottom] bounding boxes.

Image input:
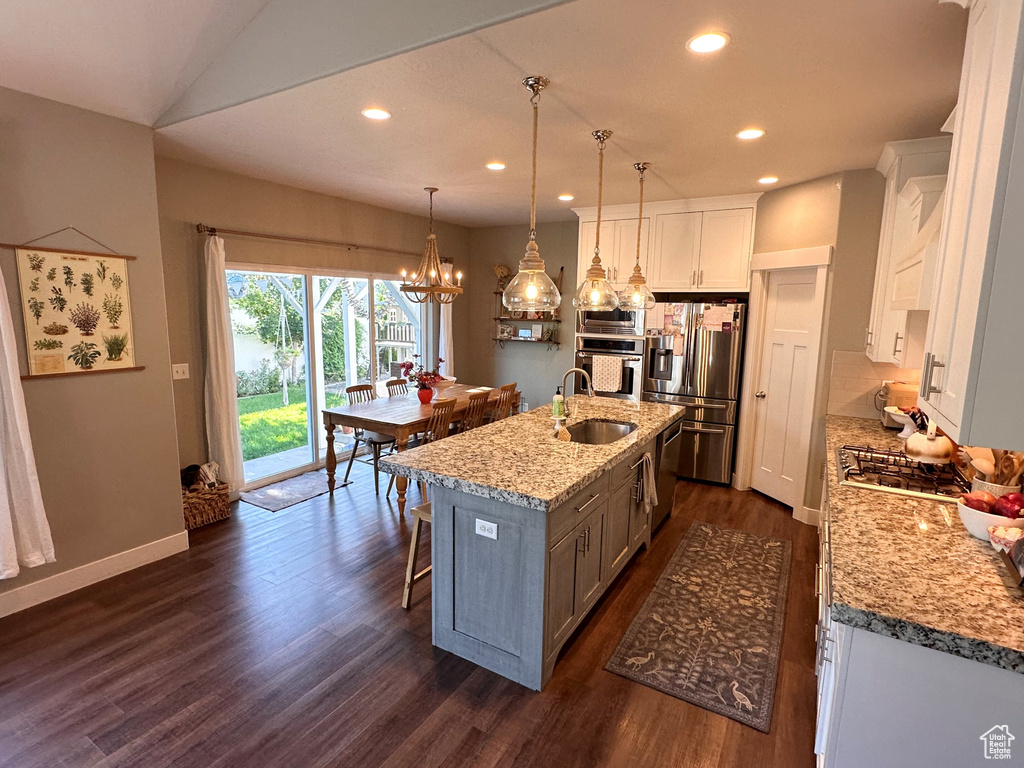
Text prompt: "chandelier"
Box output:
[[400, 187, 463, 304]]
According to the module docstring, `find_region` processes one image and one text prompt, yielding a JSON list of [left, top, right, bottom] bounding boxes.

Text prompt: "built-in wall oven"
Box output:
[[575, 334, 643, 400], [577, 307, 645, 337]]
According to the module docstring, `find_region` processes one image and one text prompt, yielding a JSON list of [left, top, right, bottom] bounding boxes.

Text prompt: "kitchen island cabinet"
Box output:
[[381, 397, 681, 689]]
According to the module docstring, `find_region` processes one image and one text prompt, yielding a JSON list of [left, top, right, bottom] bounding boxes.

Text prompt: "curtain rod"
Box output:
[[195, 223, 421, 258]]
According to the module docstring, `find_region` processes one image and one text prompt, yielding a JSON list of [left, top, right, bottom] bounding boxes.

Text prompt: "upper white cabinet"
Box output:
[[891, 177, 945, 311], [919, 0, 1024, 449], [865, 138, 951, 367], [574, 195, 758, 295]]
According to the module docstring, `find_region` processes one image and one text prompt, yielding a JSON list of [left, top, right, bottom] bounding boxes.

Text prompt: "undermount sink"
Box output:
[[565, 419, 637, 445]]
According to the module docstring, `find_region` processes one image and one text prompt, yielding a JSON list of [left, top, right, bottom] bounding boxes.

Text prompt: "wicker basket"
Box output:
[[182, 482, 231, 529]]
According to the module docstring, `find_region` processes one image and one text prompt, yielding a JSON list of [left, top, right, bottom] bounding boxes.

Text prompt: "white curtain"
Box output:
[[204, 236, 245, 496], [0, 266, 54, 579], [439, 302, 454, 377]]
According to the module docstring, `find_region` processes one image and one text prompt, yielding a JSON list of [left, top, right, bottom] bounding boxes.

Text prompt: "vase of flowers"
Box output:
[[400, 355, 445, 403]]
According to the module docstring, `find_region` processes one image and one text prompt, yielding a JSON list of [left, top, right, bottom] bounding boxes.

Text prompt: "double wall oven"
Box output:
[[574, 308, 645, 400]]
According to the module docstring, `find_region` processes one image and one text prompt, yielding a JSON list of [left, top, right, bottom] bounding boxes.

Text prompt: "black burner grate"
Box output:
[[837, 444, 969, 500]]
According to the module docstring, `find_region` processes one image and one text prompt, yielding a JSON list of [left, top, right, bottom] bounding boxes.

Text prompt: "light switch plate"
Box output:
[[475, 518, 498, 540], [172, 363, 190, 380]]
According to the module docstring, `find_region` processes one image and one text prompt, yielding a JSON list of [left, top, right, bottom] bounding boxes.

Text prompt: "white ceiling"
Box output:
[[0, 0, 967, 228]]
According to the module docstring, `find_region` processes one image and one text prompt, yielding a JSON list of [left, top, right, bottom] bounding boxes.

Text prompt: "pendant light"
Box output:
[[623, 162, 656, 310], [502, 76, 562, 312], [573, 130, 619, 311], [400, 187, 463, 304]]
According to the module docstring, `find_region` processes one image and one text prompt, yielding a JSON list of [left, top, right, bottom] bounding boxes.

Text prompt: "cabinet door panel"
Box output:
[[698, 209, 753, 290], [610, 218, 650, 289], [547, 530, 580, 650], [650, 212, 700, 290], [630, 480, 650, 551], [606, 480, 632, 578], [576, 505, 606, 612]]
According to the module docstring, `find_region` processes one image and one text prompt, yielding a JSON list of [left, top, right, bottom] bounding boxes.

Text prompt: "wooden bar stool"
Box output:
[[402, 397, 456, 609], [342, 384, 396, 493]]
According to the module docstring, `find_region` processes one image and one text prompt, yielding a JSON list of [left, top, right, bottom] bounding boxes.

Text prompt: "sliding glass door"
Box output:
[[227, 270, 313, 483], [227, 266, 426, 487]]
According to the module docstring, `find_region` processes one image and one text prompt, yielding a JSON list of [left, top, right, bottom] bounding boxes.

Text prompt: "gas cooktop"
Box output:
[[836, 444, 970, 502]]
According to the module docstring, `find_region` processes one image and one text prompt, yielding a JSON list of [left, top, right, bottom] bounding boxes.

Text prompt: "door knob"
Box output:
[[755, 391, 766, 399]]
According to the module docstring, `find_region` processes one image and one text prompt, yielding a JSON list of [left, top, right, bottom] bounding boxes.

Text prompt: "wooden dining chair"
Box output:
[[460, 389, 491, 433], [385, 378, 409, 397], [402, 397, 456, 609], [342, 384, 396, 494], [491, 382, 518, 422]]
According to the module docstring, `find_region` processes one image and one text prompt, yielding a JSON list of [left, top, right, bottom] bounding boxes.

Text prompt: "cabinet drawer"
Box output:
[[610, 440, 653, 490], [548, 477, 608, 545]]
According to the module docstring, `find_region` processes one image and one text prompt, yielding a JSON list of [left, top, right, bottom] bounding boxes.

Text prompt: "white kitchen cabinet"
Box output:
[[919, 0, 1024, 449], [574, 195, 759, 296], [648, 211, 701, 290], [697, 208, 753, 290], [577, 219, 649, 290], [891, 177, 945, 311], [865, 139, 950, 367]]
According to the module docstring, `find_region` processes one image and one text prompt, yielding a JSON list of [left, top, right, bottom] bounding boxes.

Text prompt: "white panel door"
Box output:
[[649, 212, 701, 290], [697, 208, 753, 290], [609, 218, 650, 289], [751, 268, 819, 508]]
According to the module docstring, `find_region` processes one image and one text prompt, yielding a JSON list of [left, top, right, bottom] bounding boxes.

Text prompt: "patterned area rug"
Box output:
[[606, 523, 792, 732], [240, 470, 330, 512]]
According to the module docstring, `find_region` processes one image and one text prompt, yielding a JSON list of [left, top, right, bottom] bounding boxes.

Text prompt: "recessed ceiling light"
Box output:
[[486, 162, 506, 171], [759, 176, 779, 185], [558, 194, 574, 201], [687, 32, 730, 53], [361, 108, 391, 120], [737, 128, 765, 140]]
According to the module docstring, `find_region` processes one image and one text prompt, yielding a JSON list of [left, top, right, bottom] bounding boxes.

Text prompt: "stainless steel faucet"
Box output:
[[561, 368, 595, 418]]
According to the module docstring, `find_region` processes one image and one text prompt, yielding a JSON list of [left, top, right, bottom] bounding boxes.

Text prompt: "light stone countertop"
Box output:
[[380, 396, 684, 512], [826, 415, 1024, 673]]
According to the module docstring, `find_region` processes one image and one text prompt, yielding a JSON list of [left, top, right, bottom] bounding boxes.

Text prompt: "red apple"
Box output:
[[992, 496, 1024, 519], [1002, 492, 1024, 507], [960, 495, 993, 514], [970, 490, 999, 506]]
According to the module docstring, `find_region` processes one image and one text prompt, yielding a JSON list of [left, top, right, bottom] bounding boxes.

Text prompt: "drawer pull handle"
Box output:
[[680, 426, 726, 435], [576, 494, 600, 514]]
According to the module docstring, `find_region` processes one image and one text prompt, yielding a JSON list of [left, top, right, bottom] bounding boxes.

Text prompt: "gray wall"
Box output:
[[751, 170, 886, 511], [462, 221, 578, 411], [0, 87, 184, 594], [154, 157, 472, 466]]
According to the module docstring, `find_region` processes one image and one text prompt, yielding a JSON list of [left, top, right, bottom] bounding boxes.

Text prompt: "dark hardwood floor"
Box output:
[[0, 463, 818, 768]]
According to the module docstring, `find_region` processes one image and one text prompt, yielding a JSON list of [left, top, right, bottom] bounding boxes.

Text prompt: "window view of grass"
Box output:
[[238, 385, 344, 461]]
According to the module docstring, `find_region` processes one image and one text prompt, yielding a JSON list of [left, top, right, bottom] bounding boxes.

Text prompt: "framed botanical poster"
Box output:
[[15, 248, 137, 377]]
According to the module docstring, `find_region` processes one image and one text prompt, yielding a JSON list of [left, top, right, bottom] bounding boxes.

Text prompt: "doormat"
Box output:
[[240, 470, 330, 512], [606, 523, 791, 732]]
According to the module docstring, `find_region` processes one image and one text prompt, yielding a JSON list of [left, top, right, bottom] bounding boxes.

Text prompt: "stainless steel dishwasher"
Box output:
[[653, 418, 683, 531]]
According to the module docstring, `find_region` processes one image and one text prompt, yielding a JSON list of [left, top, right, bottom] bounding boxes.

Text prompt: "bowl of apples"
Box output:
[[957, 490, 1024, 540]]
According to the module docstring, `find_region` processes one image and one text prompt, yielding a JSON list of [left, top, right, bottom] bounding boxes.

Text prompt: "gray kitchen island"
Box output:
[[381, 396, 685, 690]]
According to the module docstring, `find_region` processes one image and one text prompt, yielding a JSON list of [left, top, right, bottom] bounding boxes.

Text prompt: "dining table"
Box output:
[[322, 383, 521, 515]]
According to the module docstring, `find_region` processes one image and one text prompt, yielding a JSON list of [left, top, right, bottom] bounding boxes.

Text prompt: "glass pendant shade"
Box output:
[[502, 75, 562, 312], [624, 263, 656, 309], [503, 240, 561, 311], [572, 129, 619, 311]]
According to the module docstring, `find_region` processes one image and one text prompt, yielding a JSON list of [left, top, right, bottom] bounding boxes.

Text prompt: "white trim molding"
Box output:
[[0, 531, 189, 618], [751, 245, 833, 271]]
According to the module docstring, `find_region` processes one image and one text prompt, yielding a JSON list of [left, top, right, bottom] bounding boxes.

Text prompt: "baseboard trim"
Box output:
[[0, 530, 189, 619], [796, 505, 821, 526]]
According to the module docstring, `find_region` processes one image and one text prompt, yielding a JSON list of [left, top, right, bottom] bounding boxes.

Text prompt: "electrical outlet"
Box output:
[[172, 363, 190, 380], [475, 518, 498, 540]]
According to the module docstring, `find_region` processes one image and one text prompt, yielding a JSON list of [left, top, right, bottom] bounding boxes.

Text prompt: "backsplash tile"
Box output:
[[827, 350, 920, 419]]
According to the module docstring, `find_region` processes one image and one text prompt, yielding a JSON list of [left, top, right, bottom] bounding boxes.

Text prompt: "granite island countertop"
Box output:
[[380, 396, 684, 512], [826, 415, 1024, 673]]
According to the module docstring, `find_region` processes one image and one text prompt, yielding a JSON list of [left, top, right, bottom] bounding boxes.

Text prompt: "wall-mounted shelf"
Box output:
[[493, 316, 562, 323], [493, 336, 561, 349]]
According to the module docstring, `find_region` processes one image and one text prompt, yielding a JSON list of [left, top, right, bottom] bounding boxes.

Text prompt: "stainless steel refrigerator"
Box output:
[[642, 301, 746, 498]]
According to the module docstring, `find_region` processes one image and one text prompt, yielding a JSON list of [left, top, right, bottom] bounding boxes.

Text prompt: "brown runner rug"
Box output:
[[606, 522, 791, 732], [240, 470, 330, 512]]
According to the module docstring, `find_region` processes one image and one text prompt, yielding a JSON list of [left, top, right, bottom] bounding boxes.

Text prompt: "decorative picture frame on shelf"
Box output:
[[531, 323, 543, 338], [497, 324, 515, 340], [517, 328, 532, 339], [15, 247, 138, 377]]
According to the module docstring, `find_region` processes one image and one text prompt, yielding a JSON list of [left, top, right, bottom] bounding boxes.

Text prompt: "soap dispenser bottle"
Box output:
[[553, 386, 565, 419]]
